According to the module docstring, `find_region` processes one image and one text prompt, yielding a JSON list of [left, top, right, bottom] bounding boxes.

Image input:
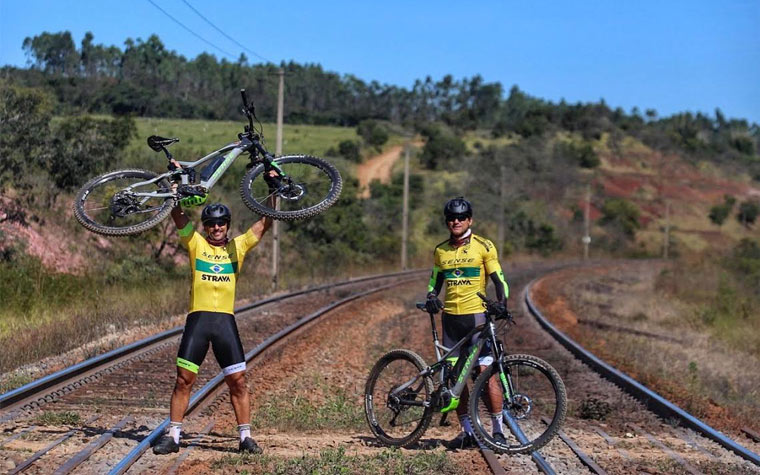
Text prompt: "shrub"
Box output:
[[48, 115, 136, 190], [736, 200, 759, 227], [557, 140, 600, 168], [357, 120, 388, 148], [338, 140, 361, 162], [600, 198, 641, 238]]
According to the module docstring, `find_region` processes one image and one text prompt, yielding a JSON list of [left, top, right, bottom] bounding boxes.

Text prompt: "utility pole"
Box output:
[[401, 144, 410, 270], [582, 185, 591, 260], [498, 165, 506, 259], [272, 68, 284, 291], [662, 200, 670, 259]]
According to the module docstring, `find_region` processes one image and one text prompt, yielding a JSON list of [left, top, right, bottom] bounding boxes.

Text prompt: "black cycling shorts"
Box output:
[[442, 312, 493, 366], [176, 311, 245, 375]]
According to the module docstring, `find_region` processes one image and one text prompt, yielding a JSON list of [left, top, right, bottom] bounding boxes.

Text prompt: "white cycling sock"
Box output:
[[458, 414, 474, 434], [491, 413, 504, 435], [169, 421, 182, 444], [238, 424, 251, 442]]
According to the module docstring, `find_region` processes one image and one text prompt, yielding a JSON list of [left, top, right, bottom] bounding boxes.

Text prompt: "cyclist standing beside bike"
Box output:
[[153, 166, 276, 455], [425, 197, 509, 449]]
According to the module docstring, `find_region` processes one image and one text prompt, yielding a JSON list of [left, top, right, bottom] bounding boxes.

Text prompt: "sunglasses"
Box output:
[[204, 219, 229, 228], [446, 214, 470, 223]]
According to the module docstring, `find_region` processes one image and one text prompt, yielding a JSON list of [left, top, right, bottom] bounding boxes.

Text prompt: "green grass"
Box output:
[[212, 447, 459, 475], [251, 377, 364, 431], [126, 117, 360, 170], [0, 372, 34, 393], [34, 411, 81, 426]]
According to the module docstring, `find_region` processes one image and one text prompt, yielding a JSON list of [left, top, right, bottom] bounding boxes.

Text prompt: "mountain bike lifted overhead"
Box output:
[[364, 293, 567, 454], [74, 89, 343, 236]]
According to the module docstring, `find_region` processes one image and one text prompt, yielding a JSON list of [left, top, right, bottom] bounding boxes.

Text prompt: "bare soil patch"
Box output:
[[356, 145, 403, 198]]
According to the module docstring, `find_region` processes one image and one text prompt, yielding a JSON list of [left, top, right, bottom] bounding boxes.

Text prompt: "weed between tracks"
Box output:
[[34, 410, 80, 425], [251, 375, 364, 432], [211, 447, 458, 475]]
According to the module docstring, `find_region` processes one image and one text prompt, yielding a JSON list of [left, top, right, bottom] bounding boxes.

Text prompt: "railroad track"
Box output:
[[3, 263, 759, 474], [479, 271, 760, 475], [0, 270, 424, 474]]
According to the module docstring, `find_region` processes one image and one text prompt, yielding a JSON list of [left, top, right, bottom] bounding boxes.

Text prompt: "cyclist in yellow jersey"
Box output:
[[425, 197, 509, 450], [154, 162, 276, 456]]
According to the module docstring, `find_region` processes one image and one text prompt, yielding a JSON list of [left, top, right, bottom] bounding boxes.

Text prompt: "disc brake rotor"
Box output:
[[508, 393, 533, 420], [278, 181, 306, 201], [110, 192, 141, 217]]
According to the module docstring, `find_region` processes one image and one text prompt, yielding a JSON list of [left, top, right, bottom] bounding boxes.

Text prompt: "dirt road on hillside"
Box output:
[[357, 142, 422, 198]]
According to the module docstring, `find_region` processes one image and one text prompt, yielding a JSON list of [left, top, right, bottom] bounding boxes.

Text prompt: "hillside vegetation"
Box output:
[[1, 30, 759, 375]]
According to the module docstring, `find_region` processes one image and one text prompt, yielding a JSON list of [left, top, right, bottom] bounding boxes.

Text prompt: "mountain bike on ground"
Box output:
[[74, 89, 342, 236], [364, 293, 567, 454]]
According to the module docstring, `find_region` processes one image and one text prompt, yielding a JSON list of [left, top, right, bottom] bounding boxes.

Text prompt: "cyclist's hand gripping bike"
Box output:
[[364, 293, 567, 454], [74, 89, 343, 236]]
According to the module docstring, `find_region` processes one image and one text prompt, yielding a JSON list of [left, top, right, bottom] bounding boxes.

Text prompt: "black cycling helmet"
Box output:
[[443, 196, 472, 219], [201, 203, 231, 225]]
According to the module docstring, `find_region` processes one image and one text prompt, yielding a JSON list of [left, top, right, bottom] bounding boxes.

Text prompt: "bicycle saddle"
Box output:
[[147, 135, 180, 151]]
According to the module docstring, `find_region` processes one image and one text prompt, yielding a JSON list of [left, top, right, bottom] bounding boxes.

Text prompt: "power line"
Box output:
[[181, 0, 272, 63], [145, 0, 236, 60]]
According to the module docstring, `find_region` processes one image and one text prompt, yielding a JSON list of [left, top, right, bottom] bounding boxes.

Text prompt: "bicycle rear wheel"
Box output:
[[364, 349, 434, 448], [469, 354, 567, 454], [73, 169, 173, 236], [239, 155, 342, 220]]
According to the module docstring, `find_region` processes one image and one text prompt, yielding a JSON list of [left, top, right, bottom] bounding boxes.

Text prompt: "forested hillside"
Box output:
[[1, 30, 760, 372]]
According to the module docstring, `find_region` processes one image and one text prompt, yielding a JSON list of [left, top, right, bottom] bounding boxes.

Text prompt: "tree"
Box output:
[[22, 31, 79, 75], [418, 125, 466, 170], [556, 141, 599, 168], [0, 84, 52, 190]]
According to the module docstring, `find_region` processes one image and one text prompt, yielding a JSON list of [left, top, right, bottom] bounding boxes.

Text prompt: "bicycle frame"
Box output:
[[121, 141, 246, 200], [390, 312, 509, 413]]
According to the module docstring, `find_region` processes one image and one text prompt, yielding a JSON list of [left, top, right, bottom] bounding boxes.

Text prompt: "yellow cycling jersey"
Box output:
[[428, 233, 508, 315], [178, 224, 259, 315]]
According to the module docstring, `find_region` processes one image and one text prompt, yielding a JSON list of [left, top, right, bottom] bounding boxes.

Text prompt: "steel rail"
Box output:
[[0, 269, 423, 413], [108, 278, 416, 475], [525, 279, 760, 467]]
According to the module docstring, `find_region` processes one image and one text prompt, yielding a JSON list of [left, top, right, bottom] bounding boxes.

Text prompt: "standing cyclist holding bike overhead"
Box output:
[[153, 161, 277, 455], [425, 197, 509, 450]]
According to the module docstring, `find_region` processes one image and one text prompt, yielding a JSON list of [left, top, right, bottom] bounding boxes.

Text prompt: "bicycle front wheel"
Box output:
[[364, 349, 434, 448], [469, 354, 567, 454], [240, 155, 342, 220], [74, 169, 174, 236]]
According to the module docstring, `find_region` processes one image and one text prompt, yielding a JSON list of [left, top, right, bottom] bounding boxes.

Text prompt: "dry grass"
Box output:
[[555, 260, 760, 430]]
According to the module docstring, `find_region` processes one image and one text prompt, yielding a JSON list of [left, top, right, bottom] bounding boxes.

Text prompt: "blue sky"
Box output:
[[1, 0, 758, 123]]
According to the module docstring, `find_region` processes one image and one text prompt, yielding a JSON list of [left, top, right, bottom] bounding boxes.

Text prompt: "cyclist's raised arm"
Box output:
[[248, 189, 276, 240], [171, 204, 191, 232]]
